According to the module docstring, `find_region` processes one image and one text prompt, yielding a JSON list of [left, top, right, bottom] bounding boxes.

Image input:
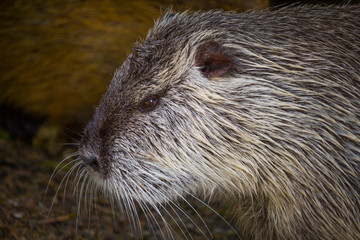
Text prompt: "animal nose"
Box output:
[[81, 155, 100, 172]]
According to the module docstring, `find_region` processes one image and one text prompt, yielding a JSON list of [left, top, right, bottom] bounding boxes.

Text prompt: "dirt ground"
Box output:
[[0, 138, 240, 240]]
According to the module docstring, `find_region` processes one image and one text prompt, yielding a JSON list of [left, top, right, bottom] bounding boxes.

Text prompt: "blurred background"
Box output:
[[0, 0, 358, 239]]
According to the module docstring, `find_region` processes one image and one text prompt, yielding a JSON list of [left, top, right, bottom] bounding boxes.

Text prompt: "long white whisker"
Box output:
[[84, 172, 93, 226], [73, 165, 86, 196], [62, 161, 82, 202], [45, 152, 79, 199], [146, 183, 209, 240], [76, 170, 88, 230], [137, 200, 160, 240], [112, 183, 137, 234], [161, 201, 193, 240], [184, 190, 242, 239], [48, 159, 80, 216], [121, 180, 143, 236], [175, 193, 213, 239], [134, 185, 174, 240]]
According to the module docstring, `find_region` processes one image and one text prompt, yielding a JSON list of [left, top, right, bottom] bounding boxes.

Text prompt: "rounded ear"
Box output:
[[195, 41, 232, 78]]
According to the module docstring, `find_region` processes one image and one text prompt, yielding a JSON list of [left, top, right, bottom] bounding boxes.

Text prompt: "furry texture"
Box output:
[[78, 5, 360, 240]]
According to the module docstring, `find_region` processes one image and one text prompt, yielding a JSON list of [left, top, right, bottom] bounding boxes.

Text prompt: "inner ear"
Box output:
[[195, 41, 232, 78]]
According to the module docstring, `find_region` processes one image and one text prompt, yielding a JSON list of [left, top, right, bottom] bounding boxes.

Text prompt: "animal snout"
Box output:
[[81, 154, 100, 172]]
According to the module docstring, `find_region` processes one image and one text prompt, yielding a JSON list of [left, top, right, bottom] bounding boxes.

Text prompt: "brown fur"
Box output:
[[78, 5, 360, 240]]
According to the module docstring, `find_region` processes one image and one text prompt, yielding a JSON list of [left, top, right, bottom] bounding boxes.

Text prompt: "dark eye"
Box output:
[[138, 95, 159, 112]]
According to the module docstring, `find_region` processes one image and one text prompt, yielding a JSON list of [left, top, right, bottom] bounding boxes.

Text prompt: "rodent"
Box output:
[[78, 5, 360, 240], [0, 0, 267, 136]]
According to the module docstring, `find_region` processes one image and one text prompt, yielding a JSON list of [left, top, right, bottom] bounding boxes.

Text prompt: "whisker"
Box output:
[[160, 201, 192, 240], [112, 184, 135, 234], [141, 199, 172, 240], [146, 184, 208, 240], [139, 187, 182, 240], [48, 159, 80, 216], [137, 200, 160, 240], [176, 193, 213, 239], [75, 170, 88, 230], [62, 161, 82, 202], [73, 164, 86, 196], [84, 173, 93, 226], [45, 152, 79, 199], [121, 182, 142, 235], [184, 190, 242, 239]]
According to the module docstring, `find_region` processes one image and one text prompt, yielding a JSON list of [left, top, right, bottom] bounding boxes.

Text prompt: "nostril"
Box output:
[[82, 155, 100, 172]]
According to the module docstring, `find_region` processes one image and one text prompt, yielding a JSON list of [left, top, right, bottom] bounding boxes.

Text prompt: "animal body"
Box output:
[[78, 5, 360, 240]]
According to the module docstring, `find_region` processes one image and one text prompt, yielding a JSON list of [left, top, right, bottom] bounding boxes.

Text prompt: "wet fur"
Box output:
[[78, 5, 360, 240]]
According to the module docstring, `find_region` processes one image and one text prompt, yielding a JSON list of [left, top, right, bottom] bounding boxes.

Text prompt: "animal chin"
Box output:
[[85, 164, 177, 204]]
